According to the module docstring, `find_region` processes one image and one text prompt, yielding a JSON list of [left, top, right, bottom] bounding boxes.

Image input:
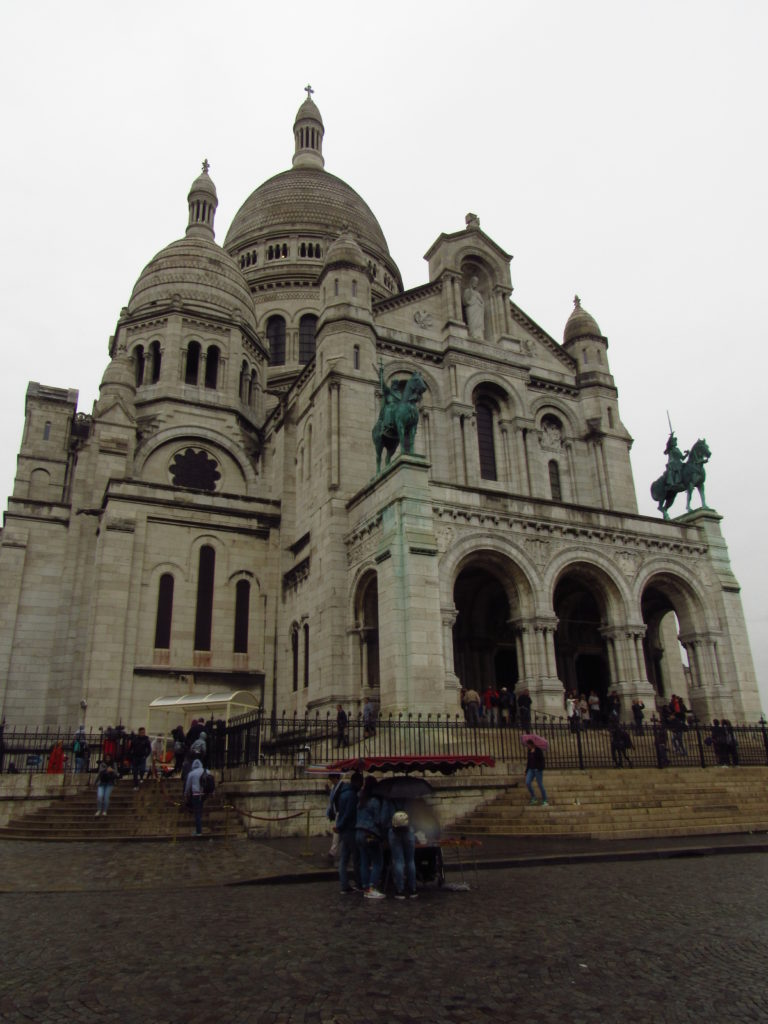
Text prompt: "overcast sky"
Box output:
[[1, 1, 765, 713]]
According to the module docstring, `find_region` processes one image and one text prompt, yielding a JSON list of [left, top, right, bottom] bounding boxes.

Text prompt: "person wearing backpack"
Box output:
[[184, 758, 206, 836]]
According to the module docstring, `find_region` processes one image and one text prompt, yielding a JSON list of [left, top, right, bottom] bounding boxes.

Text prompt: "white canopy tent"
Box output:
[[147, 690, 259, 733]]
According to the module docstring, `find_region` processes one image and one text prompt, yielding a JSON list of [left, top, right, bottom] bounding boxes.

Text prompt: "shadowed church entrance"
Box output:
[[553, 572, 612, 705], [452, 566, 518, 694]]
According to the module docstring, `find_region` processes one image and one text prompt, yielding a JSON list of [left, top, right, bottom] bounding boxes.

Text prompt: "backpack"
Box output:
[[200, 770, 215, 796]]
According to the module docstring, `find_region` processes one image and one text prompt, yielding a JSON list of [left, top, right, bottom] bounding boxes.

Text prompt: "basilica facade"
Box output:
[[0, 93, 760, 729]]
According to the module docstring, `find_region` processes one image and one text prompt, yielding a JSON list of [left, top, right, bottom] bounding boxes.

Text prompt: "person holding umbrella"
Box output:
[[523, 736, 548, 807]]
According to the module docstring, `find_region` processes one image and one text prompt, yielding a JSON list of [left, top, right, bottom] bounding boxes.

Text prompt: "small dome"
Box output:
[[563, 295, 602, 344], [128, 236, 256, 330], [188, 160, 218, 202], [294, 95, 323, 128], [99, 348, 136, 396], [323, 230, 367, 269]]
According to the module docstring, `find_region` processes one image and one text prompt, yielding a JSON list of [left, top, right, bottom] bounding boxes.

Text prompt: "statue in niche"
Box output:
[[462, 276, 485, 340], [541, 417, 562, 448]]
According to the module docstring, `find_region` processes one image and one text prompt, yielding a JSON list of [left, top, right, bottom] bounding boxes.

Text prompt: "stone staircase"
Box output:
[[446, 767, 768, 841], [0, 776, 247, 841]]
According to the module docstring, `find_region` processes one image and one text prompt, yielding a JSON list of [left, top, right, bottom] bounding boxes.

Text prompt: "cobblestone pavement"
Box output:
[[1, 854, 766, 1023]]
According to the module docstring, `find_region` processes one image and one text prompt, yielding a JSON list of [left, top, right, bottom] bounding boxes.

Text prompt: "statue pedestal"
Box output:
[[349, 455, 453, 715]]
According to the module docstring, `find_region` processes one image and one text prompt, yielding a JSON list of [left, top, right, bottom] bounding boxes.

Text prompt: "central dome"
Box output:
[[223, 93, 403, 300], [225, 167, 392, 262]]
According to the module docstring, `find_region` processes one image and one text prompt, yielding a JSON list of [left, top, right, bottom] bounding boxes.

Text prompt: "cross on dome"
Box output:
[[304, 84, 314, 99], [202, 158, 210, 174]]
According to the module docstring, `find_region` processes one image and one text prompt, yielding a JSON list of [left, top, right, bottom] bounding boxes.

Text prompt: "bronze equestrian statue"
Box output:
[[650, 432, 711, 519], [372, 365, 427, 473]]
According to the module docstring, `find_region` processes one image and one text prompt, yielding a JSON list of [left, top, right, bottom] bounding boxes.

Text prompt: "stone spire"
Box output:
[[186, 159, 218, 240], [292, 86, 325, 170]]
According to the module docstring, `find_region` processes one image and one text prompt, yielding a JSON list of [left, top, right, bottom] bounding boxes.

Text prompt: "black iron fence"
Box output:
[[218, 710, 768, 772], [2, 714, 768, 775]]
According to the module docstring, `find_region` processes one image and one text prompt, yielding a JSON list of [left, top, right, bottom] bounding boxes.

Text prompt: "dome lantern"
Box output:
[[186, 159, 218, 240], [292, 85, 325, 170]]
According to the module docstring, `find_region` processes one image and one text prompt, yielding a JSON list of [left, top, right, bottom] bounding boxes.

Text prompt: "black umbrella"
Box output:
[[373, 776, 434, 799]]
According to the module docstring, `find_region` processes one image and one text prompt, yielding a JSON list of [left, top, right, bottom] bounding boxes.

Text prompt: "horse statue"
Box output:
[[372, 368, 427, 473], [650, 436, 711, 519]]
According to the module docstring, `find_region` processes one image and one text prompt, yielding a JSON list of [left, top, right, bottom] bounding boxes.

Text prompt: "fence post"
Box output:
[[760, 717, 768, 766]]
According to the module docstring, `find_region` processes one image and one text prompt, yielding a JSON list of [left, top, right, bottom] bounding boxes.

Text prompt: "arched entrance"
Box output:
[[641, 576, 695, 703], [553, 570, 612, 704], [453, 565, 518, 692]]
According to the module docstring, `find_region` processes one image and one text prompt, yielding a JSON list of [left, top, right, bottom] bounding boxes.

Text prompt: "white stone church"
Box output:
[[0, 92, 760, 729]]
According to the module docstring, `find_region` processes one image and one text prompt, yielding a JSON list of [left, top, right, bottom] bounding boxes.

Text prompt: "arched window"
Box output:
[[205, 345, 220, 389], [149, 340, 161, 383], [250, 369, 257, 407], [134, 345, 145, 386], [353, 345, 360, 370], [185, 341, 201, 385], [300, 243, 306, 257], [193, 545, 215, 651], [233, 579, 250, 654], [267, 316, 286, 365], [303, 623, 310, 688], [43, 421, 51, 441], [549, 460, 562, 501], [476, 400, 498, 481], [154, 574, 174, 649], [240, 360, 249, 402], [298, 314, 317, 364], [291, 623, 299, 692]]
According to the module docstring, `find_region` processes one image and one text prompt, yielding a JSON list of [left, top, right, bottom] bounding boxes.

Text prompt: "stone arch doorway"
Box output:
[[553, 570, 612, 704], [452, 564, 519, 693], [641, 575, 697, 704], [355, 572, 380, 690]]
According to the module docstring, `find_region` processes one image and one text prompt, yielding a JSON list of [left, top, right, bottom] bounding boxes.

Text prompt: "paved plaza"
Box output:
[[0, 843, 766, 1024]]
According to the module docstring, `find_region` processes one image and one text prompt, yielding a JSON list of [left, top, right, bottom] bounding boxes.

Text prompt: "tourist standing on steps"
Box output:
[[95, 755, 118, 817], [463, 687, 481, 727], [631, 699, 645, 734], [524, 740, 548, 806], [73, 726, 89, 774], [130, 727, 152, 789], [184, 757, 205, 836], [517, 689, 533, 730], [336, 705, 349, 748]]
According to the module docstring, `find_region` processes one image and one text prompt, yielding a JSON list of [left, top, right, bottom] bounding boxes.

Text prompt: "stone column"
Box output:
[[600, 624, 656, 718], [564, 441, 578, 504], [328, 376, 340, 490], [441, 607, 459, 695], [514, 616, 563, 718], [451, 412, 466, 485], [516, 429, 531, 496]]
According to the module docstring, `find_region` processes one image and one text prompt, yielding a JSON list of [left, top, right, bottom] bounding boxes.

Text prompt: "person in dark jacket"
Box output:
[[517, 689, 533, 730], [610, 721, 633, 767], [130, 727, 152, 789], [334, 771, 363, 893], [336, 705, 349, 748], [524, 740, 548, 806], [184, 758, 205, 836]]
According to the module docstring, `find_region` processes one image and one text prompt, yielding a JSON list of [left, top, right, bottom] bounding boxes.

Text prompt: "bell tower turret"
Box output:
[[292, 85, 325, 170]]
